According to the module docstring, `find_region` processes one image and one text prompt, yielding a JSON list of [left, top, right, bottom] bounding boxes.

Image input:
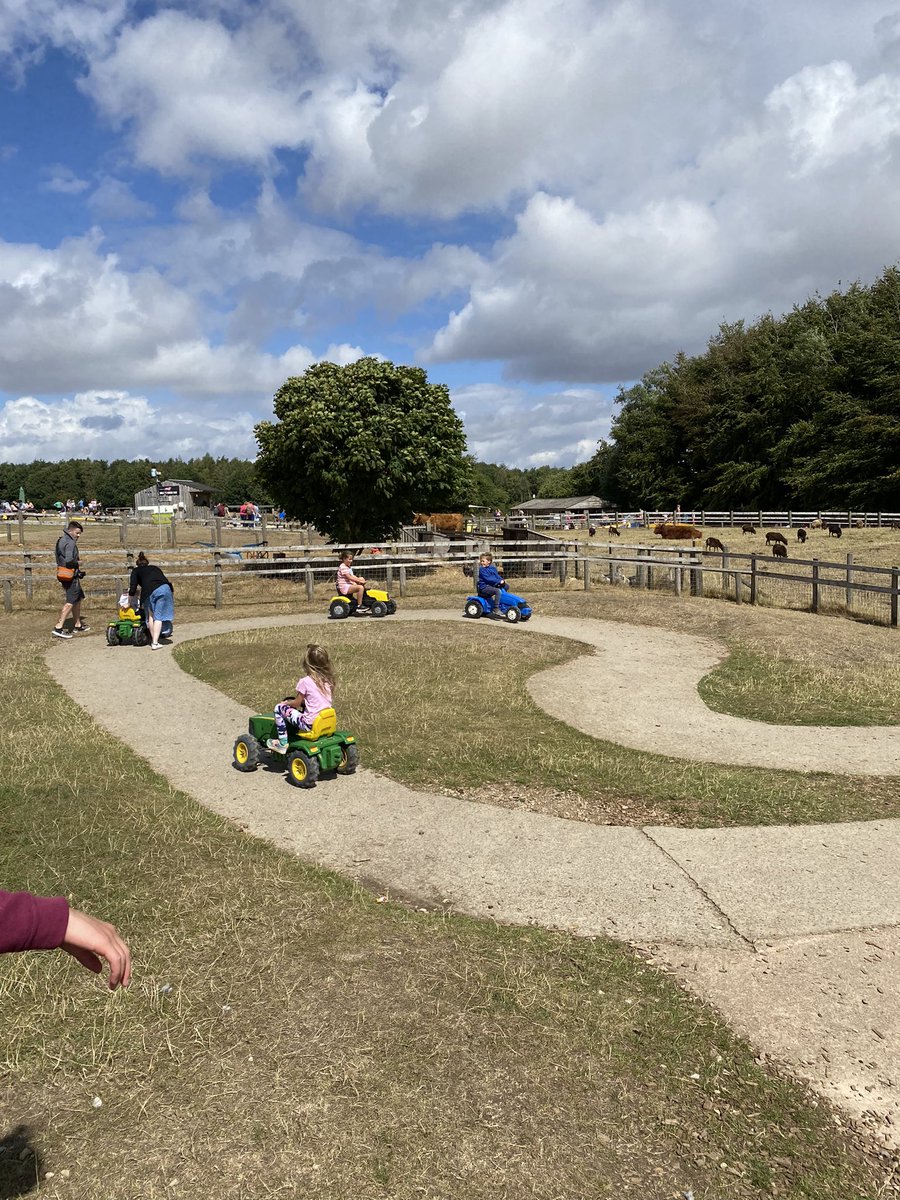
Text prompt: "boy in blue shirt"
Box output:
[[477, 552, 506, 618]]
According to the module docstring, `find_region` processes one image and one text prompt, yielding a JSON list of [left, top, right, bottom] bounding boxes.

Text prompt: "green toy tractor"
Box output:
[[232, 707, 358, 789]]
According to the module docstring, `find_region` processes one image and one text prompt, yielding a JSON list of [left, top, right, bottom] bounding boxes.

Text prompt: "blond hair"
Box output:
[[304, 643, 335, 692]]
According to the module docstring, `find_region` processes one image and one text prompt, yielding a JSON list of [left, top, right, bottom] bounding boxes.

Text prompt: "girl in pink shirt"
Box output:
[[268, 644, 336, 753]]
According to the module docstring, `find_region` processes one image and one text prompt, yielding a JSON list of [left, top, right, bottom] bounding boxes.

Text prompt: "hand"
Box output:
[[76, 569, 86, 578], [60, 909, 131, 990]]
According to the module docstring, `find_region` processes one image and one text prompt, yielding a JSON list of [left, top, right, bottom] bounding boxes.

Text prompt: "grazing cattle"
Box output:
[[413, 512, 464, 535], [796, 528, 807, 544], [765, 531, 788, 545], [653, 523, 703, 540], [705, 537, 725, 552], [825, 523, 843, 537], [741, 524, 756, 535], [772, 542, 788, 558]]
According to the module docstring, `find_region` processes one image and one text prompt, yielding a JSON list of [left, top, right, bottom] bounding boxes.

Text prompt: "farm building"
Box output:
[[510, 495, 607, 524], [132, 478, 217, 521]]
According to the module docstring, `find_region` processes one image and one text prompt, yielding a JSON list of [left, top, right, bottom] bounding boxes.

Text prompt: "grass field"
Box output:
[[2, 605, 898, 1197], [175, 584, 900, 828]]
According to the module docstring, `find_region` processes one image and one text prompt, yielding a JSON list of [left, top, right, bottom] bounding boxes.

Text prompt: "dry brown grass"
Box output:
[[2, 614, 894, 1197]]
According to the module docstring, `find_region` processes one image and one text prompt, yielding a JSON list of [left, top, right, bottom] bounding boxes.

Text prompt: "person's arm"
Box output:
[[127, 566, 140, 602], [60, 908, 131, 990], [0, 890, 68, 952]]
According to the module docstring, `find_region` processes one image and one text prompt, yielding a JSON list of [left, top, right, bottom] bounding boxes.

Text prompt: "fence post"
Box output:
[[674, 551, 682, 597], [733, 560, 742, 604], [386, 560, 394, 591], [17, 512, 25, 545], [214, 550, 223, 609], [2, 579, 11, 612], [583, 557, 590, 591], [168, 520, 177, 547], [690, 552, 703, 597], [260, 512, 268, 543], [559, 556, 567, 586], [845, 553, 853, 611], [811, 559, 819, 614], [215, 517, 223, 547], [757, 508, 762, 528], [120, 513, 128, 544], [399, 564, 407, 596], [878, 511, 883, 528], [23, 552, 32, 602], [892, 568, 899, 628], [750, 554, 758, 605], [5, 522, 10, 542], [305, 566, 314, 602]]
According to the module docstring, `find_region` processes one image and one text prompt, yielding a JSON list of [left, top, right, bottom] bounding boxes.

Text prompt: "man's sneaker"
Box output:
[[266, 738, 289, 754], [72, 624, 91, 633], [52, 627, 73, 639]]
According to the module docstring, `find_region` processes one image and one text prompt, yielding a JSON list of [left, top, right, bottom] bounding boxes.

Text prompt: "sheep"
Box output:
[[741, 524, 756, 535], [608, 525, 620, 536], [772, 542, 788, 558], [825, 523, 843, 537], [705, 537, 725, 552], [765, 531, 788, 545], [809, 519, 823, 529], [796, 528, 807, 544]]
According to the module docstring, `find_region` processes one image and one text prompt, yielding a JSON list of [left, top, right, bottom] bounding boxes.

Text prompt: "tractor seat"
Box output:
[[294, 708, 337, 739]]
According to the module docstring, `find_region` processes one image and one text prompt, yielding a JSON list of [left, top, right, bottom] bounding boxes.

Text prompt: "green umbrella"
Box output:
[[18, 486, 25, 504]]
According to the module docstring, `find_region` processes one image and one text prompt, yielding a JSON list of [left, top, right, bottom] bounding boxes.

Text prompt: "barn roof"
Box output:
[[512, 495, 605, 512]]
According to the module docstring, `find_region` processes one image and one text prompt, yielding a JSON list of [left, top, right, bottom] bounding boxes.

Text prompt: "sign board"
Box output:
[[150, 512, 173, 526], [156, 483, 180, 498]]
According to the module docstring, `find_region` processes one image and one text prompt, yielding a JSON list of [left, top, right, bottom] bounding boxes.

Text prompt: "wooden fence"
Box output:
[[3, 536, 900, 629]]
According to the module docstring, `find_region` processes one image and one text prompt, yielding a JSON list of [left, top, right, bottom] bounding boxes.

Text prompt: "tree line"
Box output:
[[578, 265, 900, 510], [0, 451, 580, 515]]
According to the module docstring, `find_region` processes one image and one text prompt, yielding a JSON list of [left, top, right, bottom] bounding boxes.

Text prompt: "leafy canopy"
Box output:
[[254, 358, 472, 541]]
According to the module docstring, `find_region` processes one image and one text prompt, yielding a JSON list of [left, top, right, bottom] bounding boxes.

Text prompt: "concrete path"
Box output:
[[45, 610, 900, 1147]]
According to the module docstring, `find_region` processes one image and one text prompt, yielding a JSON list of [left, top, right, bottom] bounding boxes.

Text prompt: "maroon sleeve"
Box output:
[[0, 891, 69, 952]]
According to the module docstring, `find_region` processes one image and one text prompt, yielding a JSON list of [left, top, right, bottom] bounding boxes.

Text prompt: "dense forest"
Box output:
[[0, 454, 585, 512], [579, 265, 900, 510]]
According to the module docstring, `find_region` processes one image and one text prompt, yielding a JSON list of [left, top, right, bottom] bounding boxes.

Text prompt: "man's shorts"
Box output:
[[60, 577, 85, 605]]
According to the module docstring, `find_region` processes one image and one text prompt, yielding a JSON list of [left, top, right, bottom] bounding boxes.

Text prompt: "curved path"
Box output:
[[45, 610, 900, 1147]]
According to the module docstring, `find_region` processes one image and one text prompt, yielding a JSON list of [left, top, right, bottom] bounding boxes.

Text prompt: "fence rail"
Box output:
[[3, 536, 900, 628]]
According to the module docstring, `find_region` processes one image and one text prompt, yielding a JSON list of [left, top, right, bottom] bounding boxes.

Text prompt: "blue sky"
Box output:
[[2, 1, 900, 468]]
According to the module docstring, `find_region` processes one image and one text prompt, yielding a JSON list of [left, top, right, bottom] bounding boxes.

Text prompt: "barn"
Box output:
[[133, 478, 217, 521]]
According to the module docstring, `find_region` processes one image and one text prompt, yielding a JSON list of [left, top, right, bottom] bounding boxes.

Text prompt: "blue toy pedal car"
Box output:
[[463, 589, 532, 623]]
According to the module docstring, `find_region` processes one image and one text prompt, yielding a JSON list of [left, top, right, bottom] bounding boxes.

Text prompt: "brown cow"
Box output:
[[413, 512, 464, 534], [653, 523, 703, 539], [705, 537, 725, 552], [765, 531, 788, 546], [772, 542, 788, 558], [796, 528, 807, 544]]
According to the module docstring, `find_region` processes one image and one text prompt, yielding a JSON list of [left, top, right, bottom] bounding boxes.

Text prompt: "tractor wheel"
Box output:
[[337, 744, 360, 775], [233, 734, 260, 772], [106, 625, 120, 646], [386, 600, 397, 615], [370, 600, 388, 618], [464, 600, 482, 619], [329, 599, 349, 620], [287, 750, 320, 789], [504, 606, 521, 623], [134, 625, 150, 646]]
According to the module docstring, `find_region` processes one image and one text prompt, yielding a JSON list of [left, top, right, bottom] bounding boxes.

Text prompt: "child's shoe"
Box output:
[[267, 738, 289, 754]]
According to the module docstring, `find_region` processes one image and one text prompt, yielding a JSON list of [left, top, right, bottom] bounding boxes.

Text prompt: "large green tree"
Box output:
[[254, 358, 472, 541]]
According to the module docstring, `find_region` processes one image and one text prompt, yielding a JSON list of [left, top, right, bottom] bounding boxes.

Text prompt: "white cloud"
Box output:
[[0, 390, 259, 462], [88, 177, 155, 220], [453, 382, 614, 466], [40, 164, 89, 194], [81, 10, 311, 173]]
